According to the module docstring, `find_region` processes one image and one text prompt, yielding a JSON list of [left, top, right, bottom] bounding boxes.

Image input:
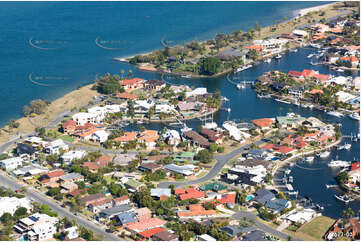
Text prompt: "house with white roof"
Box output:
[[91, 130, 109, 143], [163, 164, 197, 176], [14, 213, 58, 241], [0, 157, 23, 170], [45, 139, 69, 155], [72, 112, 98, 126], [335, 91, 357, 103], [186, 88, 207, 98], [0, 197, 32, 217], [61, 150, 86, 163], [284, 208, 318, 224], [13, 165, 49, 177], [163, 129, 181, 146]]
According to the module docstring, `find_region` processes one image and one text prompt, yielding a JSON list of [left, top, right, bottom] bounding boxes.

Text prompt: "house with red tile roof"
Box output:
[[62, 120, 77, 134], [314, 74, 330, 83], [137, 130, 159, 148], [178, 187, 205, 201], [351, 162, 360, 171], [341, 56, 359, 67], [116, 92, 138, 100], [39, 169, 65, 184], [138, 227, 166, 239], [217, 193, 236, 205], [120, 78, 145, 90], [113, 132, 137, 143], [251, 118, 274, 130], [309, 89, 324, 94], [177, 204, 217, 219], [244, 44, 265, 52], [301, 69, 317, 78], [83, 155, 112, 172], [174, 189, 185, 195], [112, 195, 130, 206], [288, 70, 303, 79], [272, 145, 296, 155], [124, 217, 166, 233]]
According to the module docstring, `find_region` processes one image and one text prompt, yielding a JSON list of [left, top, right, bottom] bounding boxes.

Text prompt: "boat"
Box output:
[[328, 160, 351, 167], [136, 120, 144, 124], [288, 191, 298, 195], [285, 169, 291, 175], [327, 111, 344, 118], [338, 143, 351, 150], [315, 204, 324, 210], [181, 74, 192, 78], [349, 113, 360, 121], [290, 48, 298, 53], [257, 93, 272, 99], [318, 151, 330, 158], [202, 122, 218, 129], [288, 176, 294, 183], [310, 43, 321, 48], [275, 54, 282, 59], [307, 54, 314, 58], [326, 184, 338, 189], [305, 156, 314, 162], [264, 58, 271, 63], [336, 68, 344, 72], [236, 84, 241, 90], [236, 64, 252, 72], [335, 194, 354, 203]]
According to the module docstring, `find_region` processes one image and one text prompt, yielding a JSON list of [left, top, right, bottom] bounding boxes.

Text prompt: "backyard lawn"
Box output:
[[284, 216, 335, 241]]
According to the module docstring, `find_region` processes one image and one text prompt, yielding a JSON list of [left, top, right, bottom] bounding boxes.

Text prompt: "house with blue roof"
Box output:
[[115, 211, 137, 226]]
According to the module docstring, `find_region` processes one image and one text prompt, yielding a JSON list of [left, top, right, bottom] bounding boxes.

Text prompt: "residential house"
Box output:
[[125, 179, 146, 192], [200, 182, 227, 193], [112, 153, 137, 166], [174, 151, 195, 164], [81, 193, 107, 207], [242, 230, 267, 241], [198, 234, 216, 241], [13, 165, 49, 177], [200, 128, 225, 144], [59, 173, 84, 183], [138, 163, 162, 173], [0, 157, 23, 170], [61, 150, 86, 163], [177, 204, 216, 219], [163, 164, 197, 176], [324, 218, 360, 241], [285, 208, 317, 224], [152, 230, 179, 241], [83, 155, 112, 172], [265, 198, 291, 214], [62, 120, 78, 134], [0, 197, 32, 217], [44, 139, 69, 155], [219, 225, 242, 238], [150, 188, 171, 199], [113, 195, 130, 206], [72, 112, 98, 126], [124, 218, 166, 233], [99, 204, 133, 219], [116, 92, 138, 100], [176, 187, 205, 201], [137, 130, 159, 148], [183, 130, 210, 148], [251, 118, 274, 130], [113, 132, 137, 144], [114, 211, 137, 226], [288, 86, 304, 98], [145, 79, 166, 91], [90, 130, 109, 143], [14, 213, 58, 241], [135, 207, 152, 221], [39, 169, 65, 184], [253, 189, 275, 204], [138, 227, 166, 240], [163, 129, 181, 146], [60, 181, 78, 193], [119, 78, 145, 90], [247, 148, 268, 160]]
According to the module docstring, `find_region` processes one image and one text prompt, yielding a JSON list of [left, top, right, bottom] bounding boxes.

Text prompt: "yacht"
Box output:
[[327, 111, 344, 118], [275, 54, 282, 59], [236, 64, 252, 72], [335, 194, 354, 203], [336, 68, 344, 73], [349, 113, 360, 121], [181, 74, 192, 78], [305, 156, 315, 162], [318, 151, 330, 158], [328, 160, 351, 167], [338, 143, 351, 150], [257, 93, 272, 99], [307, 54, 314, 58]]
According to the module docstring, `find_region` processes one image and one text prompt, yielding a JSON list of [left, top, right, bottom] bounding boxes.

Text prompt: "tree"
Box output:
[[8, 119, 20, 129], [0, 213, 13, 226], [126, 100, 135, 118], [95, 73, 124, 94], [14, 207, 28, 219], [198, 57, 222, 75], [29, 99, 49, 115], [254, 22, 261, 35], [342, 208, 355, 219], [209, 143, 218, 153], [195, 149, 213, 164]]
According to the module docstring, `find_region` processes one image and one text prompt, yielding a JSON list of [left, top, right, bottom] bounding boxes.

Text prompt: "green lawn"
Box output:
[[284, 216, 335, 241], [59, 135, 74, 142]]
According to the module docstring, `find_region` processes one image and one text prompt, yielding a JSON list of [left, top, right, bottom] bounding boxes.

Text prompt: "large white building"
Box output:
[[0, 157, 23, 170], [14, 213, 58, 241], [45, 139, 69, 155], [0, 197, 33, 217], [61, 150, 87, 163]]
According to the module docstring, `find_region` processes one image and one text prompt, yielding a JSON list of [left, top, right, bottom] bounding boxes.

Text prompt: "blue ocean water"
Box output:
[[0, 1, 323, 126]]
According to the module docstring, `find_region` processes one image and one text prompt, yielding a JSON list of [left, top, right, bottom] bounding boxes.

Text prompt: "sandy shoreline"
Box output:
[[297, 2, 337, 17]]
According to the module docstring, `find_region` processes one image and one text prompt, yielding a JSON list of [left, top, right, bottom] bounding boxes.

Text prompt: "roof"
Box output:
[[146, 155, 168, 161], [220, 225, 242, 237], [116, 92, 138, 100], [46, 169, 65, 178], [254, 189, 275, 204], [200, 182, 227, 192], [275, 146, 295, 154], [251, 118, 274, 128], [60, 173, 83, 181], [100, 204, 132, 216], [301, 69, 315, 77], [113, 132, 137, 142], [150, 188, 171, 198], [244, 44, 264, 51], [152, 230, 179, 241], [146, 79, 166, 86], [265, 198, 289, 211], [242, 230, 267, 241], [136, 207, 152, 217], [179, 187, 205, 200], [183, 130, 210, 147], [80, 193, 106, 203], [138, 227, 166, 239], [120, 78, 144, 85], [310, 89, 324, 94], [163, 164, 196, 176], [125, 179, 143, 190], [139, 162, 162, 171], [113, 195, 130, 203], [124, 218, 166, 232], [288, 70, 303, 77], [62, 120, 77, 128], [218, 193, 236, 204], [341, 56, 359, 62], [116, 211, 137, 225]]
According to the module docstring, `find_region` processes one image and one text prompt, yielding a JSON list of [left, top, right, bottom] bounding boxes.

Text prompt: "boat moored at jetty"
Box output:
[[337, 143, 351, 150], [327, 111, 344, 118], [335, 194, 355, 203], [318, 151, 330, 158], [305, 156, 315, 162], [328, 160, 351, 167], [349, 113, 360, 121]]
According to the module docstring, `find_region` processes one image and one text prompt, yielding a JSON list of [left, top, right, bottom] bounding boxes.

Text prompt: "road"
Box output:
[[0, 172, 119, 241], [157, 140, 265, 188], [232, 211, 301, 241]]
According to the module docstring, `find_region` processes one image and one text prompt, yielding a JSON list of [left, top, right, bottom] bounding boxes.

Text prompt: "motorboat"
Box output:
[[236, 64, 252, 72], [336, 68, 344, 72], [285, 169, 291, 175], [349, 113, 360, 121], [310, 43, 322, 48], [335, 194, 354, 203], [338, 143, 351, 150], [275, 54, 282, 59], [307, 54, 314, 58], [264, 58, 271, 63], [305, 156, 315, 162], [328, 160, 351, 167], [290, 48, 298, 52], [288, 176, 294, 183], [202, 122, 218, 130], [181, 74, 192, 78], [318, 151, 330, 158], [257, 93, 272, 98], [327, 111, 344, 118], [275, 98, 291, 104]]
